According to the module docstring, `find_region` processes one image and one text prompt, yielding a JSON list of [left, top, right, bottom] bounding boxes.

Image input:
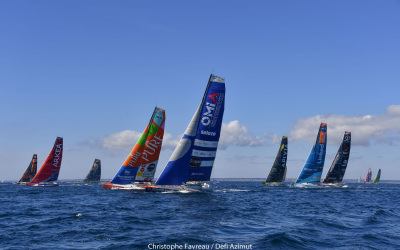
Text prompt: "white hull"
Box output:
[[147, 182, 213, 193], [294, 182, 320, 188]]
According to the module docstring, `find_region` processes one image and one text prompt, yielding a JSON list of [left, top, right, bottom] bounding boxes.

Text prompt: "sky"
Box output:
[[1, 1, 400, 181]]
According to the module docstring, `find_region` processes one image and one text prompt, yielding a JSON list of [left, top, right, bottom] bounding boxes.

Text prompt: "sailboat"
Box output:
[[102, 107, 165, 190], [26, 137, 63, 187], [83, 159, 101, 183], [16, 154, 38, 185], [262, 136, 288, 186], [364, 168, 372, 184], [322, 131, 351, 187], [373, 169, 381, 184], [153, 74, 225, 192], [294, 123, 327, 188]]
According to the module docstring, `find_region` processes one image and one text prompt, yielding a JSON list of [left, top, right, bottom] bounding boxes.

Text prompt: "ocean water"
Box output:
[[1, 181, 400, 250]]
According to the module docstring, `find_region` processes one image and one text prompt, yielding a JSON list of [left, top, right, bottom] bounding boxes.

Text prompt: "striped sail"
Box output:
[[295, 123, 327, 185], [264, 136, 288, 184], [18, 154, 38, 183], [156, 75, 225, 185], [29, 137, 63, 184], [323, 131, 351, 184]]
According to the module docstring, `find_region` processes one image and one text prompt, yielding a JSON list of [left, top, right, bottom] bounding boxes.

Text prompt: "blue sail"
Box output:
[[295, 123, 327, 185], [188, 78, 225, 181], [156, 75, 225, 185]]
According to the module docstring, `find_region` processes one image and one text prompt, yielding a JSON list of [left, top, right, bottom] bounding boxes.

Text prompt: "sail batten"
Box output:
[[323, 131, 351, 184], [156, 74, 225, 185]]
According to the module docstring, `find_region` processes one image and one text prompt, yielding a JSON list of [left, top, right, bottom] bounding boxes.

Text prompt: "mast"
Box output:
[[295, 123, 327, 185], [156, 74, 225, 185], [264, 136, 288, 183], [323, 131, 351, 184]]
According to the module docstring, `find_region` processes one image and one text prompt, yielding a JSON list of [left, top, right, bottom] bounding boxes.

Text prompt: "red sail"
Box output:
[[28, 137, 63, 184]]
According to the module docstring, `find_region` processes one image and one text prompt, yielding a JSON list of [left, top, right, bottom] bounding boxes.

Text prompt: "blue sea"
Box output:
[[1, 181, 400, 250]]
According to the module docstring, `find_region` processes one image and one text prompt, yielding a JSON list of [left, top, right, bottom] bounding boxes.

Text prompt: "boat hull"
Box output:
[[146, 182, 213, 193], [262, 182, 285, 186], [26, 182, 59, 187], [294, 182, 320, 188], [102, 182, 149, 191], [321, 183, 347, 188]]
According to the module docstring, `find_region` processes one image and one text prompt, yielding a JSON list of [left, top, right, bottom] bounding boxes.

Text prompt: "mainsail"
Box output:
[[103, 107, 165, 188], [27, 137, 63, 185], [83, 159, 101, 183], [135, 108, 166, 182], [156, 74, 225, 185], [264, 136, 288, 184], [295, 123, 327, 186], [323, 131, 351, 184], [373, 169, 381, 184], [18, 154, 38, 183], [364, 168, 372, 184]]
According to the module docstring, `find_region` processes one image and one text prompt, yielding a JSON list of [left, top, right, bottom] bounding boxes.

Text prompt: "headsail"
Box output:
[[105, 107, 165, 186], [84, 159, 101, 183], [323, 131, 351, 184], [156, 74, 225, 185], [135, 108, 166, 182], [264, 136, 288, 184], [28, 137, 63, 184], [295, 123, 327, 185], [364, 168, 372, 184], [18, 154, 38, 183], [373, 169, 381, 184]]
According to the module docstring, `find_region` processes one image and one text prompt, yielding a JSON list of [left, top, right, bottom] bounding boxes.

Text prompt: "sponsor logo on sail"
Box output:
[[281, 145, 288, 167], [53, 143, 62, 168], [142, 134, 163, 162], [200, 130, 216, 136], [201, 102, 216, 126], [200, 92, 224, 127], [189, 157, 202, 169], [319, 131, 327, 144], [317, 144, 325, 164]]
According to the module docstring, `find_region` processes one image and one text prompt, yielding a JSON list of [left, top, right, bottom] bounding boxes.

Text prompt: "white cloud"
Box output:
[[98, 130, 178, 152], [290, 105, 400, 146], [95, 120, 279, 152], [219, 120, 277, 149]]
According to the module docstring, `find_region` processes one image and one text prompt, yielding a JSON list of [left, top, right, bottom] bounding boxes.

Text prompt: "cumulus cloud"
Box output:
[[94, 120, 279, 152], [97, 130, 179, 152], [290, 105, 400, 146], [219, 120, 278, 149]]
